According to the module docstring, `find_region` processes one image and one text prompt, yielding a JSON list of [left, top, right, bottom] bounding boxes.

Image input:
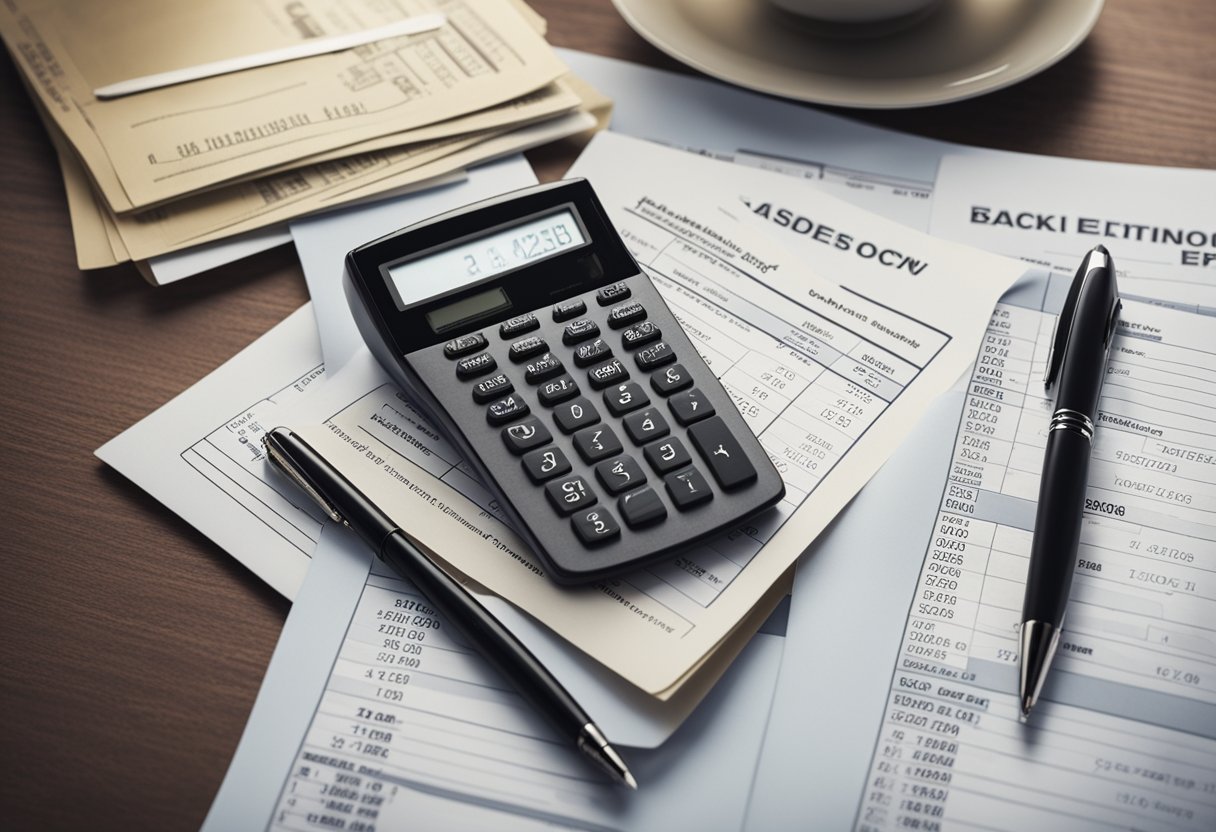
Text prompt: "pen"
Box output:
[[1019, 245, 1121, 719], [263, 427, 637, 788]]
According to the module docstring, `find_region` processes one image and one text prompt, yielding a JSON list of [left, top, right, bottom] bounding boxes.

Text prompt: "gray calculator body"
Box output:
[[344, 179, 783, 584]]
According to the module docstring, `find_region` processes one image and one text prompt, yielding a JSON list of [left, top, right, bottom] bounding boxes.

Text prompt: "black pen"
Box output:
[[1019, 245, 1121, 719], [264, 426, 638, 788]]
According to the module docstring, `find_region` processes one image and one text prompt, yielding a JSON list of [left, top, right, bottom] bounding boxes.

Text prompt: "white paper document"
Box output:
[[203, 523, 785, 832], [557, 50, 949, 231], [96, 305, 327, 599], [930, 152, 1216, 313], [746, 274, 1216, 830], [97, 160, 540, 600], [281, 132, 1028, 695]]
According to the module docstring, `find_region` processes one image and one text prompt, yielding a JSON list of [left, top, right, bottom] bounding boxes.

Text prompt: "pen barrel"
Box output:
[[1022, 430, 1092, 625], [379, 533, 587, 742]]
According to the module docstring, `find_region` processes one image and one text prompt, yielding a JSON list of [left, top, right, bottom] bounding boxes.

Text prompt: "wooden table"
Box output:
[[1, 1, 1211, 827]]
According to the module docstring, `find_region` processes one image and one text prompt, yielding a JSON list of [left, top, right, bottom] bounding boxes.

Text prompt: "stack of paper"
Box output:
[[0, 0, 608, 280]]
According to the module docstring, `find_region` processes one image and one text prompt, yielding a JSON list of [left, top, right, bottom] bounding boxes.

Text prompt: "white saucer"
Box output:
[[611, 0, 1104, 108]]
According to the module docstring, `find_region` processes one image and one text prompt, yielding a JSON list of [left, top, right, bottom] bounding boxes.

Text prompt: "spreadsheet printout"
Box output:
[[202, 524, 784, 832], [853, 295, 1216, 832], [747, 274, 1216, 830]]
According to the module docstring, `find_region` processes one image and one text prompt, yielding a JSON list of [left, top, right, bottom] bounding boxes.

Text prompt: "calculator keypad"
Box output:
[[595, 455, 647, 495], [607, 301, 646, 329], [574, 339, 612, 367], [623, 408, 669, 444], [524, 353, 564, 383], [572, 425, 622, 462], [486, 394, 529, 425], [553, 298, 586, 322], [537, 375, 580, 406], [500, 314, 539, 338], [687, 416, 757, 490], [522, 446, 571, 483], [472, 373, 513, 403], [456, 352, 497, 379], [619, 486, 666, 528], [621, 321, 660, 349], [644, 436, 691, 473], [588, 359, 629, 389], [562, 318, 600, 345], [444, 332, 487, 358], [665, 467, 713, 509], [554, 397, 600, 433], [635, 341, 675, 371], [422, 271, 783, 582], [596, 282, 630, 306], [603, 382, 649, 416], [545, 475, 597, 515], [651, 363, 693, 396], [572, 507, 620, 544], [668, 387, 715, 425], [509, 336, 548, 362], [501, 418, 550, 454]]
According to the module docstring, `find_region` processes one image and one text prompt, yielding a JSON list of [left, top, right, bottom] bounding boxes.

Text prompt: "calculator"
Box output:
[[344, 179, 784, 584]]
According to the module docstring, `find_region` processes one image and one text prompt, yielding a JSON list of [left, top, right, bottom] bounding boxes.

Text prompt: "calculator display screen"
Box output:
[[424, 286, 511, 333], [387, 208, 587, 309]]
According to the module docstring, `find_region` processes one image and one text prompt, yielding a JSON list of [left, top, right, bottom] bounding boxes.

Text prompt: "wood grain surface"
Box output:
[[0, 1, 1211, 828]]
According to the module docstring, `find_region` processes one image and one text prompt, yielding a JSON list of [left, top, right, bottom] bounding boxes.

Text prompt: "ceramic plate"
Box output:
[[611, 0, 1104, 108]]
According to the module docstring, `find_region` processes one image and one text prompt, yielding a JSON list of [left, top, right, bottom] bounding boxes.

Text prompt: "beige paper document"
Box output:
[[0, 0, 567, 210], [102, 103, 600, 261], [280, 134, 1028, 694], [55, 78, 598, 267]]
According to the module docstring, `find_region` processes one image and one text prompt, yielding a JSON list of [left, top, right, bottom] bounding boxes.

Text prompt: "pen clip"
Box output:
[[1044, 247, 1109, 391], [264, 429, 346, 524]]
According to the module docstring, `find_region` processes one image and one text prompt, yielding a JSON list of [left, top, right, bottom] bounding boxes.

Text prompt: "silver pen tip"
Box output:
[[1018, 620, 1060, 724], [579, 723, 638, 789]]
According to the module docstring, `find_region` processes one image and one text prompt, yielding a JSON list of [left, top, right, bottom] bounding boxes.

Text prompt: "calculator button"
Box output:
[[486, 394, 530, 425], [596, 282, 631, 306], [574, 338, 612, 368], [621, 321, 661, 350], [501, 418, 551, 454], [553, 298, 587, 322], [444, 333, 487, 359], [688, 416, 758, 490], [522, 447, 571, 483], [456, 352, 497, 380], [572, 425, 622, 462], [500, 314, 539, 338], [588, 359, 629, 390], [607, 301, 647, 329], [651, 363, 693, 396], [572, 507, 621, 545], [665, 467, 714, 510], [562, 318, 601, 345], [635, 341, 676, 371], [471, 373, 513, 404], [524, 353, 564, 383], [624, 408, 670, 444], [603, 381, 650, 415], [644, 437, 692, 474], [619, 487, 667, 528], [537, 374, 580, 406], [545, 475, 597, 515], [553, 397, 600, 433], [668, 387, 715, 425], [509, 336, 549, 362], [595, 455, 647, 495]]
